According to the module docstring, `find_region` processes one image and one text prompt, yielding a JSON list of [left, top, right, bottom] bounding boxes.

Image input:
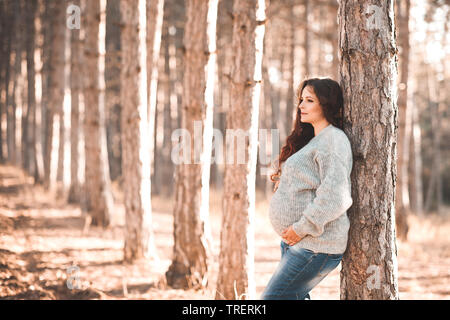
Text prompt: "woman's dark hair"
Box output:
[[270, 77, 344, 184]]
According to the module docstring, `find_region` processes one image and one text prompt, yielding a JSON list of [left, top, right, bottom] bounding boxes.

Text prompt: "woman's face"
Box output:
[[298, 86, 325, 125]]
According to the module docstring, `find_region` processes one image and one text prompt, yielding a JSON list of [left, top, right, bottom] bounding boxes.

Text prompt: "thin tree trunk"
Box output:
[[56, 23, 70, 195], [216, 0, 266, 300], [121, 0, 157, 262], [0, 0, 6, 162], [338, 0, 399, 300], [424, 66, 441, 215], [165, 0, 217, 289], [105, 0, 122, 182], [395, 0, 411, 240], [24, 0, 38, 178], [303, 0, 310, 77], [68, 0, 82, 203], [84, 0, 113, 227], [147, 0, 164, 193], [329, 0, 339, 81], [408, 90, 423, 216], [8, 0, 22, 166], [44, 0, 65, 190], [285, 5, 295, 135]]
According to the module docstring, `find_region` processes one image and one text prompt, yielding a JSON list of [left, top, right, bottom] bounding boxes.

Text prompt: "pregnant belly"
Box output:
[[268, 190, 312, 236]]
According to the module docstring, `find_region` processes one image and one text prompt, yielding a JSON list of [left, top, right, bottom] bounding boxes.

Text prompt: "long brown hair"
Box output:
[[270, 77, 344, 184]]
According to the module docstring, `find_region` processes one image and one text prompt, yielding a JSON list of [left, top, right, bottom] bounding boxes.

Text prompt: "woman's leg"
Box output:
[[261, 243, 343, 300]]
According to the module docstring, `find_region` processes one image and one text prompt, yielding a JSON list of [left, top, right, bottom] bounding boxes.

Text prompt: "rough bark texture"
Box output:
[[84, 0, 113, 227], [165, 0, 217, 289], [395, 0, 410, 240], [121, 0, 157, 262], [215, 0, 265, 300], [338, 0, 399, 300]]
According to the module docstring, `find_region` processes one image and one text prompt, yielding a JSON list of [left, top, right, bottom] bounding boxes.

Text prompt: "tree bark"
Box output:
[[165, 0, 217, 289], [44, 0, 65, 190], [84, 0, 113, 227], [68, 0, 82, 203], [24, 0, 38, 178], [105, 0, 122, 182], [394, 0, 411, 241], [121, 0, 157, 262], [303, 0, 310, 77], [215, 0, 265, 300], [338, 0, 399, 300]]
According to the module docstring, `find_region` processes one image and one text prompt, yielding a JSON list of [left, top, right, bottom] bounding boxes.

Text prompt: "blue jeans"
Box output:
[[261, 241, 343, 300]]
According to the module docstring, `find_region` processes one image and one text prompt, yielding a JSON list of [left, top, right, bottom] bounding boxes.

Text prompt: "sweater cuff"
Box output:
[[292, 215, 322, 238]]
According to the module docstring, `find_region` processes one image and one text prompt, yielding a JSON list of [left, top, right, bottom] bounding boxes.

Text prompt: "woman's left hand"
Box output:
[[282, 226, 302, 246]]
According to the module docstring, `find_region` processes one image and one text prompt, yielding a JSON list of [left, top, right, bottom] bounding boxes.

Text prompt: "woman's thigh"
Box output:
[[261, 244, 342, 300]]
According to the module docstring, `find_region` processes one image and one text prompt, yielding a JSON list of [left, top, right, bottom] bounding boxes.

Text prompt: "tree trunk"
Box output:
[[394, 0, 411, 240], [44, 0, 65, 190], [408, 91, 423, 216], [121, 0, 157, 262], [215, 0, 266, 300], [105, 0, 122, 182], [338, 0, 399, 300], [285, 5, 295, 136], [165, 0, 217, 289], [0, 0, 6, 162], [84, 0, 113, 227], [329, 0, 339, 81], [24, 0, 38, 178], [8, 0, 23, 166], [303, 0, 310, 77], [424, 67, 441, 215], [68, 0, 82, 203], [147, 0, 164, 194]]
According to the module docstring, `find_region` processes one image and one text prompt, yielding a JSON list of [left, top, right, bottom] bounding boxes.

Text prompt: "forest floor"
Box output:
[[1, 163, 449, 300]]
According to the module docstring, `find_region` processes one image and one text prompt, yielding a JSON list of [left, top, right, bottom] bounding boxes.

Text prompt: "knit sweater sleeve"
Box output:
[[292, 150, 353, 238]]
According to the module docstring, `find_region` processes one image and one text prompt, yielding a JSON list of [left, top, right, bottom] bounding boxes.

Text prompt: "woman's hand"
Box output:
[[273, 179, 280, 192], [282, 226, 303, 246]]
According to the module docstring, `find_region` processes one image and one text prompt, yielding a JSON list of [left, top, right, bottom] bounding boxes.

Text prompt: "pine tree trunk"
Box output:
[[338, 0, 399, 300], [165, 0, 217, 289], [408, 93, 423, 216], [56, 24, 70, 195], [84, 0, 113, 227], [394, 0, 411, 241], [44, 0, 65, 190], [105, 0, 122, 182], [0, 0, 6, 162], [24, 0, 37, 176], [121, 0, 157, 262], [215, 0, 265, 300], [8, 0, 22, 166], [147, 0, 164, 196], [68, 0, 82, 203], [303, 0, 310, 77]]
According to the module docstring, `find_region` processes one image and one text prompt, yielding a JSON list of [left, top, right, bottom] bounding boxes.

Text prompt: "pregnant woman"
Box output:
[[261, 77, 353, 300]]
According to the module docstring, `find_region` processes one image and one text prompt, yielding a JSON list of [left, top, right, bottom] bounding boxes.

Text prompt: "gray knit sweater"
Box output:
[[269, 123, 353, 254]]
